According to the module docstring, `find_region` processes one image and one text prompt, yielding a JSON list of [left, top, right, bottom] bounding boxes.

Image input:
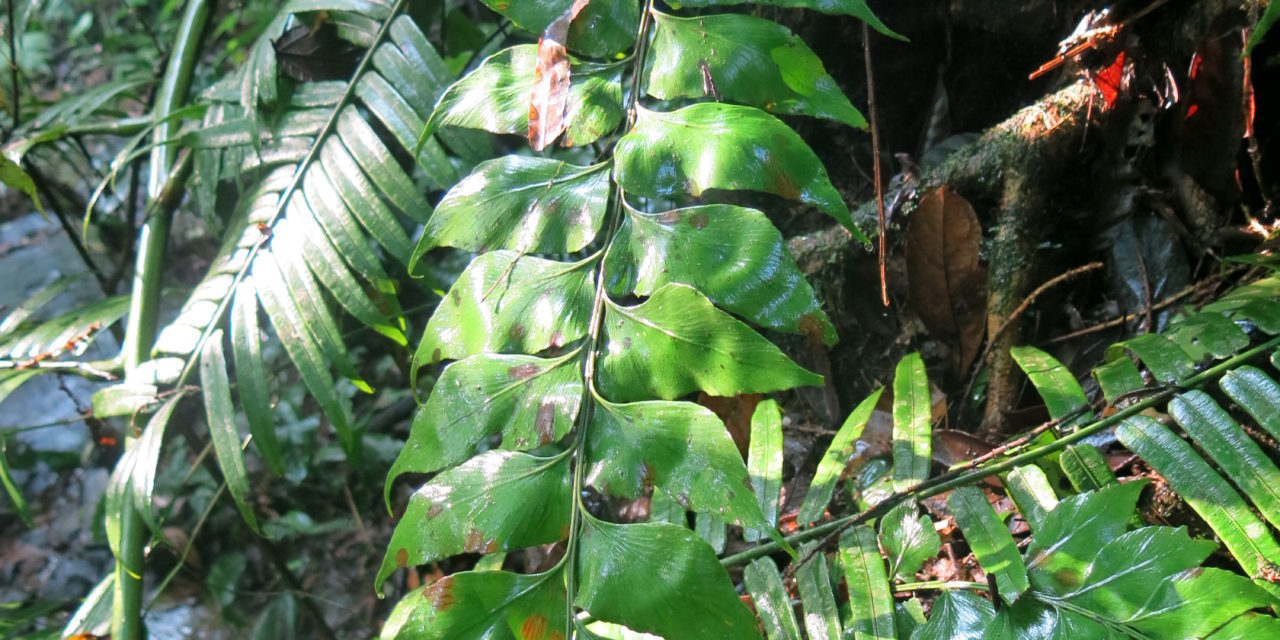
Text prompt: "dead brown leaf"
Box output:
[[905, 186, 988, 375], [529, 0, 590, 151]]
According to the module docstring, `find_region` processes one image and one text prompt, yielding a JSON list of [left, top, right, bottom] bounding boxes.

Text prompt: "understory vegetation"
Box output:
[[1, 0, 1279, 638]]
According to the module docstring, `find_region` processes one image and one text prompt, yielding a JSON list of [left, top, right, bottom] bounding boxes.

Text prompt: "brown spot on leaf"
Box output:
[[450, 288, 461, 305], [508, 363, 541, 380], [798, 312, 829, 347], [623, 336, 632, 349], [689, 211, 710, 230], [464, 529, 487, 553], [425, 501, 443, 520], [424, 576, 456, 611], [767, 168, 802, 200], [431, 348, 442, 365], [394, 548, 408, 568], [509, 324, 527, 341], [535, 401, 557, 445], [660, 210, 680, 224], [550, 331, 563, 347], [549, 633, 564, 640], [522, 614, 549, 640]]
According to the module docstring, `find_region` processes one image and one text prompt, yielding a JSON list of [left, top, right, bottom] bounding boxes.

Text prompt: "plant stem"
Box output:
[[113, 1, 210, 638], [6, 0, 19, 138], [721, 333, 1280, 568]]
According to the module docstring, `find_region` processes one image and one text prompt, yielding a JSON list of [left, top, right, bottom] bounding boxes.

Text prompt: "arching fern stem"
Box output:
[[722, 333, 1280, 570], [563, 2, 656, 636]]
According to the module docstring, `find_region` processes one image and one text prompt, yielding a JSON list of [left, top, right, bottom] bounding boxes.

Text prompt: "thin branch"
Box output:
[[863, 22, 888, 307]]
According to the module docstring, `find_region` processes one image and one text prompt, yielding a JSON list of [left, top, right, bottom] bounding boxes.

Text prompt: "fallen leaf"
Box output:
[[529, 0, 590, 151], [905, 186, 987, 375]]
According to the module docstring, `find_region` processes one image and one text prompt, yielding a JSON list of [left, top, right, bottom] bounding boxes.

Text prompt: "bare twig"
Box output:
[[863, 23, 889, 307]]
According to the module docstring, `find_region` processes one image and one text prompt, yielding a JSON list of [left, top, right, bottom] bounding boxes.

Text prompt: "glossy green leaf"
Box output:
[[90, 382, 159, 418], [1025, 481, 1146, 588], [981, 600, 1108, 639], [0, 294, 129, 360], [744, 558, 802, 640], [912, 590, 994, 640], [604, 202, 836, 344], [838, 526, 896, 640], [614, 103, 865, 240], [795, 543, 842, 640], [1210, 612, 1280, 639], [1125, 567, 1277, 638], [597, 284, 822, 402], [1043, 528, 1213, 611], [231, 279, 284, 476], [1116, 416, 1280, 581], [1003, 465, 1057, 533], [575, 517, 761, 639], [1091, 357, 1145, 405], [892, 352, 930, 491], [695, 512, 727, 554], [1247, 0, 1280, 53], [0, 437, 32, 528], [894, 599, 927, 638], [379, 569, 565, 640], [1058, 444, 1116, 493], [798, 388, 882, 525], [1220, 366, 1280, 442], [878, 501, 938, 580], [646, 11, 864, 127], [585, 395, 772, 534], [1010, 346, 1091, 428], [413, 157, 610, 262], [666, 0, 904, 41], [1165, 311, 1250, 360], [0, 275, 74, 341], [62, 572, 114, 639], [745, 399, 783, 542], [1233, 299, 1280, 334], [417, 252, 595, 364], [948, 486, 1028, 604], [478, 0, 639, 58], [377, 451, 572, 594], [424, 45, 622, 147], [1104, 333, 1195, 384], [199, 329, 260, 533], [1171, 391, 1280, 530], [387, 352, 582, 503], [649, 486, 687, 526]]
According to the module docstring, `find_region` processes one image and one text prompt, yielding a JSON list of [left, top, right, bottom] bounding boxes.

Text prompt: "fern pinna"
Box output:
[[375, 0, 898, 637]]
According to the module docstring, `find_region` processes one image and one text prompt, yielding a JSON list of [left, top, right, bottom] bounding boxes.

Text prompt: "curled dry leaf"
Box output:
[[529, 0, 591, 151], [905, 186, 987, 375]]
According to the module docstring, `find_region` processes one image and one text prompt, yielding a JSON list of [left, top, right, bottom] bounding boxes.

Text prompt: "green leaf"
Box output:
[[416, 252, 595, 363], [1025, 481, 1146, 588], [646, 11, 865, 128], [798, 387, 883, 525], [231, 280, 284, 476], [377, 451, 572, 595], [1246, 0, 1280, 54], [1210, 612, 1280, 639], [1164, 311, 1250, 360], [575, 517, 761, 640], [614, 103, 865, 241], [0, 294, 129, 360], [0, 437, 32, 528], [892, 352, 931, 491], [62, 572, 114, 639], [0, 155, 44, 214], [90, 382, 159, 418], [424, 45, 622, 146], [0, 275, 74, 341], [412, 157, 610, 263], [795, 543, 842, 640], [1220, 366, 1280, 442], [1091, 357, 1145, 405], [895, 599, 928, 638], [1126, 568, 1277, 638], [878, 501, 939, 580], [604, 202, 837, 344], [912, 590, 995, 640], [597, 284, 822, 402], [105, 393, 183, 557], [695, 512, 728, 554], [948, 486, 1028, 604], [1045, 528, 1213, 615], [387, 352, 582, 502], [1003, 465, 1057, 532], [1104, 333, 1195, 384], [746, 399, 784, 542], [1171, 391, 1280, 530], [379, 569, 565, 640], [838, 526, 896, 640], [1058, 444, 1116, 493], [1115, 416, 1280, 583], [199, 329, 260, 533], [744, 558, 802, 640], [585, 395, 772, 534], [1009, 346, 1091, 428], [981, 599, 1109, 639], [477, 0, 639, 58], [666, 0, 905, 41]]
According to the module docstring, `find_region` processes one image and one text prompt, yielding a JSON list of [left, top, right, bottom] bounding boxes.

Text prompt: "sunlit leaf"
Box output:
[[231, 279, 284, 476], [948, 486, 1028, 604], [614, 103, 865, 240], [1058, 444, 1116, 493], [412, 157, 610, 263], [838, 526, 896, 640], [878, 501, 939, 580], [1025, 481, 1146, 589], [892, 352, 930, 491], [1003, 465, 1057, 532], [645, 11, 864, 127], [377, 451, 572, 594], [200, 329, 260, 533], [477, 0, 639, 58], [1091, 357, 1145, 405], [745, 399, 783, 542], [597, 284, 822, 402], [575, 517, 761, 639], [1165, 311, 1250, 360], [910, 591, 994, 640], [798, 388, 882, 525], [604, 202, 836, 344], [416, 252, 595, 363], [1104, 333, 1195, 384], [379, 568, 565, 640], [1219, 366, 1280, 442], [665, 0, 904, 41], [1010, 346, 1091, 428], [744, 558, 802, 640], [795, 543, 842, 640]]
